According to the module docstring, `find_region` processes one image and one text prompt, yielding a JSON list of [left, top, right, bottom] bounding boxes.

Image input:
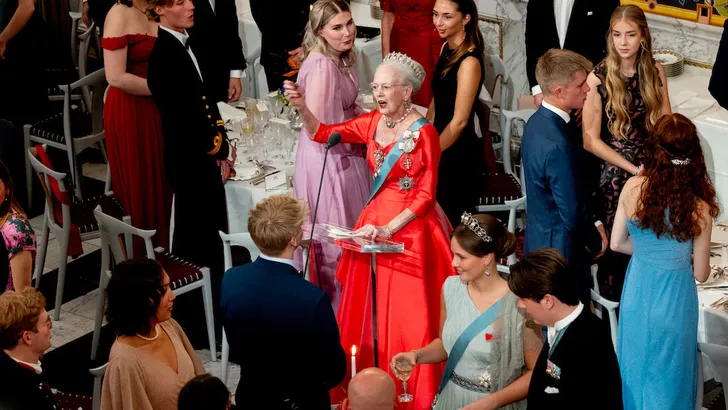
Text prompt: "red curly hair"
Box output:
[[636, 113, 719, 242]]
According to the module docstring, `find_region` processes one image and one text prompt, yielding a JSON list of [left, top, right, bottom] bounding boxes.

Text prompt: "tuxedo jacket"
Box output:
[[249, 0, 315, 67], [0, 350, 57, 410], [710, 20, 728, 109], [522, 105, 601, 264], [220, 257, 346, 410], [187, 0, 246, 102], [528, 309, 623, 410], [525, 0, 619, 89], [147, 27, 230, 193]]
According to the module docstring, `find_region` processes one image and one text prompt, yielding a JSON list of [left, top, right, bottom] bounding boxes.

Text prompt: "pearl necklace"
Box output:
[[384, 104, 413, 129], [136, 324, 160, 341]]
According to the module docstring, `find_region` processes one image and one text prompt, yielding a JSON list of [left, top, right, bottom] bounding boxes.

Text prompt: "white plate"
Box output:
[[233, 166, 258, 180], [654, 52, 679, 65]]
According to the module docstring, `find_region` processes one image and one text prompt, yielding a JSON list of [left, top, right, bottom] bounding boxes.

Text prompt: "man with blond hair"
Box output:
[[0, 288, 56, 410], [522, 49, 607, 304], [220, 195, 346, 410], [343, 368, 396, 410]]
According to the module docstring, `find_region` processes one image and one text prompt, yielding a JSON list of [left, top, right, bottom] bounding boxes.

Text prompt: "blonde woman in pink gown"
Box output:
[[293, 0, 372, 309]]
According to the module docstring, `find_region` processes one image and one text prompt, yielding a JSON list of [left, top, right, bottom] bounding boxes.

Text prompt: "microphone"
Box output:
[[303, 132, 342, 283], [326, 132, 342, 149]]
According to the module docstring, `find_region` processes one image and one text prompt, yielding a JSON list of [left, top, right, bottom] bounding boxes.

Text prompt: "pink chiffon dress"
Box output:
[[293, 52, 372, 310]]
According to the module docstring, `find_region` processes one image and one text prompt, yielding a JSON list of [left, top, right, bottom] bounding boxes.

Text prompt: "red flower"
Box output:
[[485, 333, 493, 341]]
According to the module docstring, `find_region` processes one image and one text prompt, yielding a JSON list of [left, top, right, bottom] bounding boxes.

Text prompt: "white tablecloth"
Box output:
[[698, 225, 728, 381]]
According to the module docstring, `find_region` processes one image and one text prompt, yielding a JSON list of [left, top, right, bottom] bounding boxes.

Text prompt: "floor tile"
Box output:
[[64, 289, 103, 323], [48, 312, 95, 349], [82, 162, 107, 182]]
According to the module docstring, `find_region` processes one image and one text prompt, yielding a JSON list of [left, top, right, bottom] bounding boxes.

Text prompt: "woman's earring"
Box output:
[[640, 41, 648, 53], [484, 267, 491, 277]]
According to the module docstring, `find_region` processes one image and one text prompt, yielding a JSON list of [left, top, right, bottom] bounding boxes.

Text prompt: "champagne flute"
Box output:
[[393, 359, 414, 403]]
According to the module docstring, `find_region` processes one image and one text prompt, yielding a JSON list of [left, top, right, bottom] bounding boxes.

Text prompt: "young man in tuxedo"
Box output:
[[220, 195, 346, 409], [526, 0, 619, 106], [508, 249, 623, 410], [187, 0, 247, 102], [521, 49, 607, 303], [147, 0, 233, 327], [249, 0, 316, 91], [0, 289, 56, 410]]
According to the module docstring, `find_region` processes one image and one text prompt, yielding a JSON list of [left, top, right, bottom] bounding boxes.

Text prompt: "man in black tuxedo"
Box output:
[[147, 0, 232, 295], [249, 0, 316, 91], [187, 0, 247, 103], [221, 195, 346, 410], [508, 249, 623, 410], [710, 20, 728, 109], [0, 289, 57, 410], [526, 0, 619, 106]]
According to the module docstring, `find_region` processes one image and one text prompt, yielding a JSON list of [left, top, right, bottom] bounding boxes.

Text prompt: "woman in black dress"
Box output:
[[0, 0, 46, 127], [429, 0, 487, 228]]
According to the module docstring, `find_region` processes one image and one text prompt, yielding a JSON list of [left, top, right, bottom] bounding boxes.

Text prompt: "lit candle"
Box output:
[[351, 345, 357, 378]]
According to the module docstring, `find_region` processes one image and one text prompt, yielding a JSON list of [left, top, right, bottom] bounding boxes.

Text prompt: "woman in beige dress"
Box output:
[[101, 259, 205, 410]]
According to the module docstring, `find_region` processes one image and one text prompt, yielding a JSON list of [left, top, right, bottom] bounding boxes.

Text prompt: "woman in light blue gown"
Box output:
[[611, 113, 719, 410]]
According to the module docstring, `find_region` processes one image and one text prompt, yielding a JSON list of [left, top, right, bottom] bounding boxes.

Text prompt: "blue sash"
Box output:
[[432, 296, 506, 409], [367, 117, 429, 204]]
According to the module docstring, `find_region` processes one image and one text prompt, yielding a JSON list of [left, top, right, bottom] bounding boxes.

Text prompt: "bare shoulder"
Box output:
[[103, 4, 130, 36]]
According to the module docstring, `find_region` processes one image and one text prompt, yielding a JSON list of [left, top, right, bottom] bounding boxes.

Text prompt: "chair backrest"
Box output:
[[27, 146, 72, 229], [60, 68, 107, 138], [483, 54, 513, 111], [90, 363, 107, 410], [93, 205, 156, 273], [77, 22, 98, 108], [219, 231, 261, 272], [500, 109, 536, 177], [590, 289, 619, 351]]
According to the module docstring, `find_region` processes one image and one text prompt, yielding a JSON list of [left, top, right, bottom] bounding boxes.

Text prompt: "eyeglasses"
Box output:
[[369, 83, 406, 92], [36, 316, 52, 331]]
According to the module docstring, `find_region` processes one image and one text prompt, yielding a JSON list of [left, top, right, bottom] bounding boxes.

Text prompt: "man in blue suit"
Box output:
[[522, 49, 607, 303], [220, 195, 346, 410]]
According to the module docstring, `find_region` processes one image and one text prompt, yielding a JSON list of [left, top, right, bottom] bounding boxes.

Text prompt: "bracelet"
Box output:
[[411, 350, 419, 364], [633, 164, 643, 176]]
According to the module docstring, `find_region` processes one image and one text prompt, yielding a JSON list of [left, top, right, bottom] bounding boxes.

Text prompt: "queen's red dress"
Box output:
[[101, 34, 171, 249], [381, 0, 443, 107], [314, 111, 455, 409]]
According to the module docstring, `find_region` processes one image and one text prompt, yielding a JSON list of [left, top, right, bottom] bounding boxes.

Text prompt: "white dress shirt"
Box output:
[[159, 25, 203, 81], [532, 0, 576, 96], [547, 301, 583, 346], [259, 253, 297, 269], [541, 100, 571, 124]]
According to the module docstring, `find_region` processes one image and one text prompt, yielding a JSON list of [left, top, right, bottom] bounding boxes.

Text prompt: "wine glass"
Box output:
[[393, 359, 414, 403]]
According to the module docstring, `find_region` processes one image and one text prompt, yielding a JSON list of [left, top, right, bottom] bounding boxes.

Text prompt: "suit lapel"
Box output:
[[158, 28, 204, 86], [545, 0, 560, 46]]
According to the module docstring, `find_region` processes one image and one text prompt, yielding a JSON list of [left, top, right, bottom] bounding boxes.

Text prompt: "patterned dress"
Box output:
[[593, 61, 649, 229], [2, 212, 36, 291]]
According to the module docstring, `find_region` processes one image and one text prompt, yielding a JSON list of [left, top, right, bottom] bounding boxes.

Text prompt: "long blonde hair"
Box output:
[[604, 5, 663, 140], [300, 0, 356, 68]]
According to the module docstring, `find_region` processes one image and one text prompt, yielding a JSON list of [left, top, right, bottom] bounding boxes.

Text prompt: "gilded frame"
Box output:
[[621, 0, 727, 27], [478, 16, 504, 60]]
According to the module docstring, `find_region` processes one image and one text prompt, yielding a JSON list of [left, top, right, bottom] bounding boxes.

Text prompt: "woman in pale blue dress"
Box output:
[[391, 213, 542, 409], [611, 114, 718, 410]]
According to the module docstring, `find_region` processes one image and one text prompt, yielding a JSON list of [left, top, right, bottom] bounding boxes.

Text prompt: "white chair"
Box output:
[[590, 289, 619, 351], [90, 206, 217, 362], [25, 68, 108, 206], [479, 54, 514, 155], [27, 145, 128, 321], [219, 231, 261, 383], [699, 343, 728, 409], [54, 362, 107, 410]]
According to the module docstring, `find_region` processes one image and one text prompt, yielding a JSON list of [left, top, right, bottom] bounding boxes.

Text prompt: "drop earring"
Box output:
[[484, 267, 491, 276]]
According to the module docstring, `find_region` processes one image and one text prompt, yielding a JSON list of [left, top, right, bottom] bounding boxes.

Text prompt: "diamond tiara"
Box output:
[[381, 52, 426, 85], [461, 212, 493, 243]]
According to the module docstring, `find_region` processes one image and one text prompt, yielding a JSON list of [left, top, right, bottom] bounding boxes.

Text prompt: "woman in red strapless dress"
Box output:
[[381, 0, 443, 106], [101, 1, 171, 249]]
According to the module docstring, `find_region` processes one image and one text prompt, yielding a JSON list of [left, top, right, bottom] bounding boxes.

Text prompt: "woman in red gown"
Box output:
[[285, 53, 455, 409], [101, 0, 171, 249], [381, 0, 443, 106]]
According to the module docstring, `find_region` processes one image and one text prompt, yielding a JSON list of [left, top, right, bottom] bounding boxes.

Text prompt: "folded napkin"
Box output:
[[217, 101, 247, 123], [670, 90, 697, 109], [674, 97, 715, 119]]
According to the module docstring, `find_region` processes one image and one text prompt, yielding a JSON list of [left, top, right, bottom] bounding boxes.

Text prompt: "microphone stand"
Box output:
[[302, 134, 340, 284]]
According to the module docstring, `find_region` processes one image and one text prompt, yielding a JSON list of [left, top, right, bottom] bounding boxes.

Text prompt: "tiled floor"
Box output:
[[35, 162, 242, 392]]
